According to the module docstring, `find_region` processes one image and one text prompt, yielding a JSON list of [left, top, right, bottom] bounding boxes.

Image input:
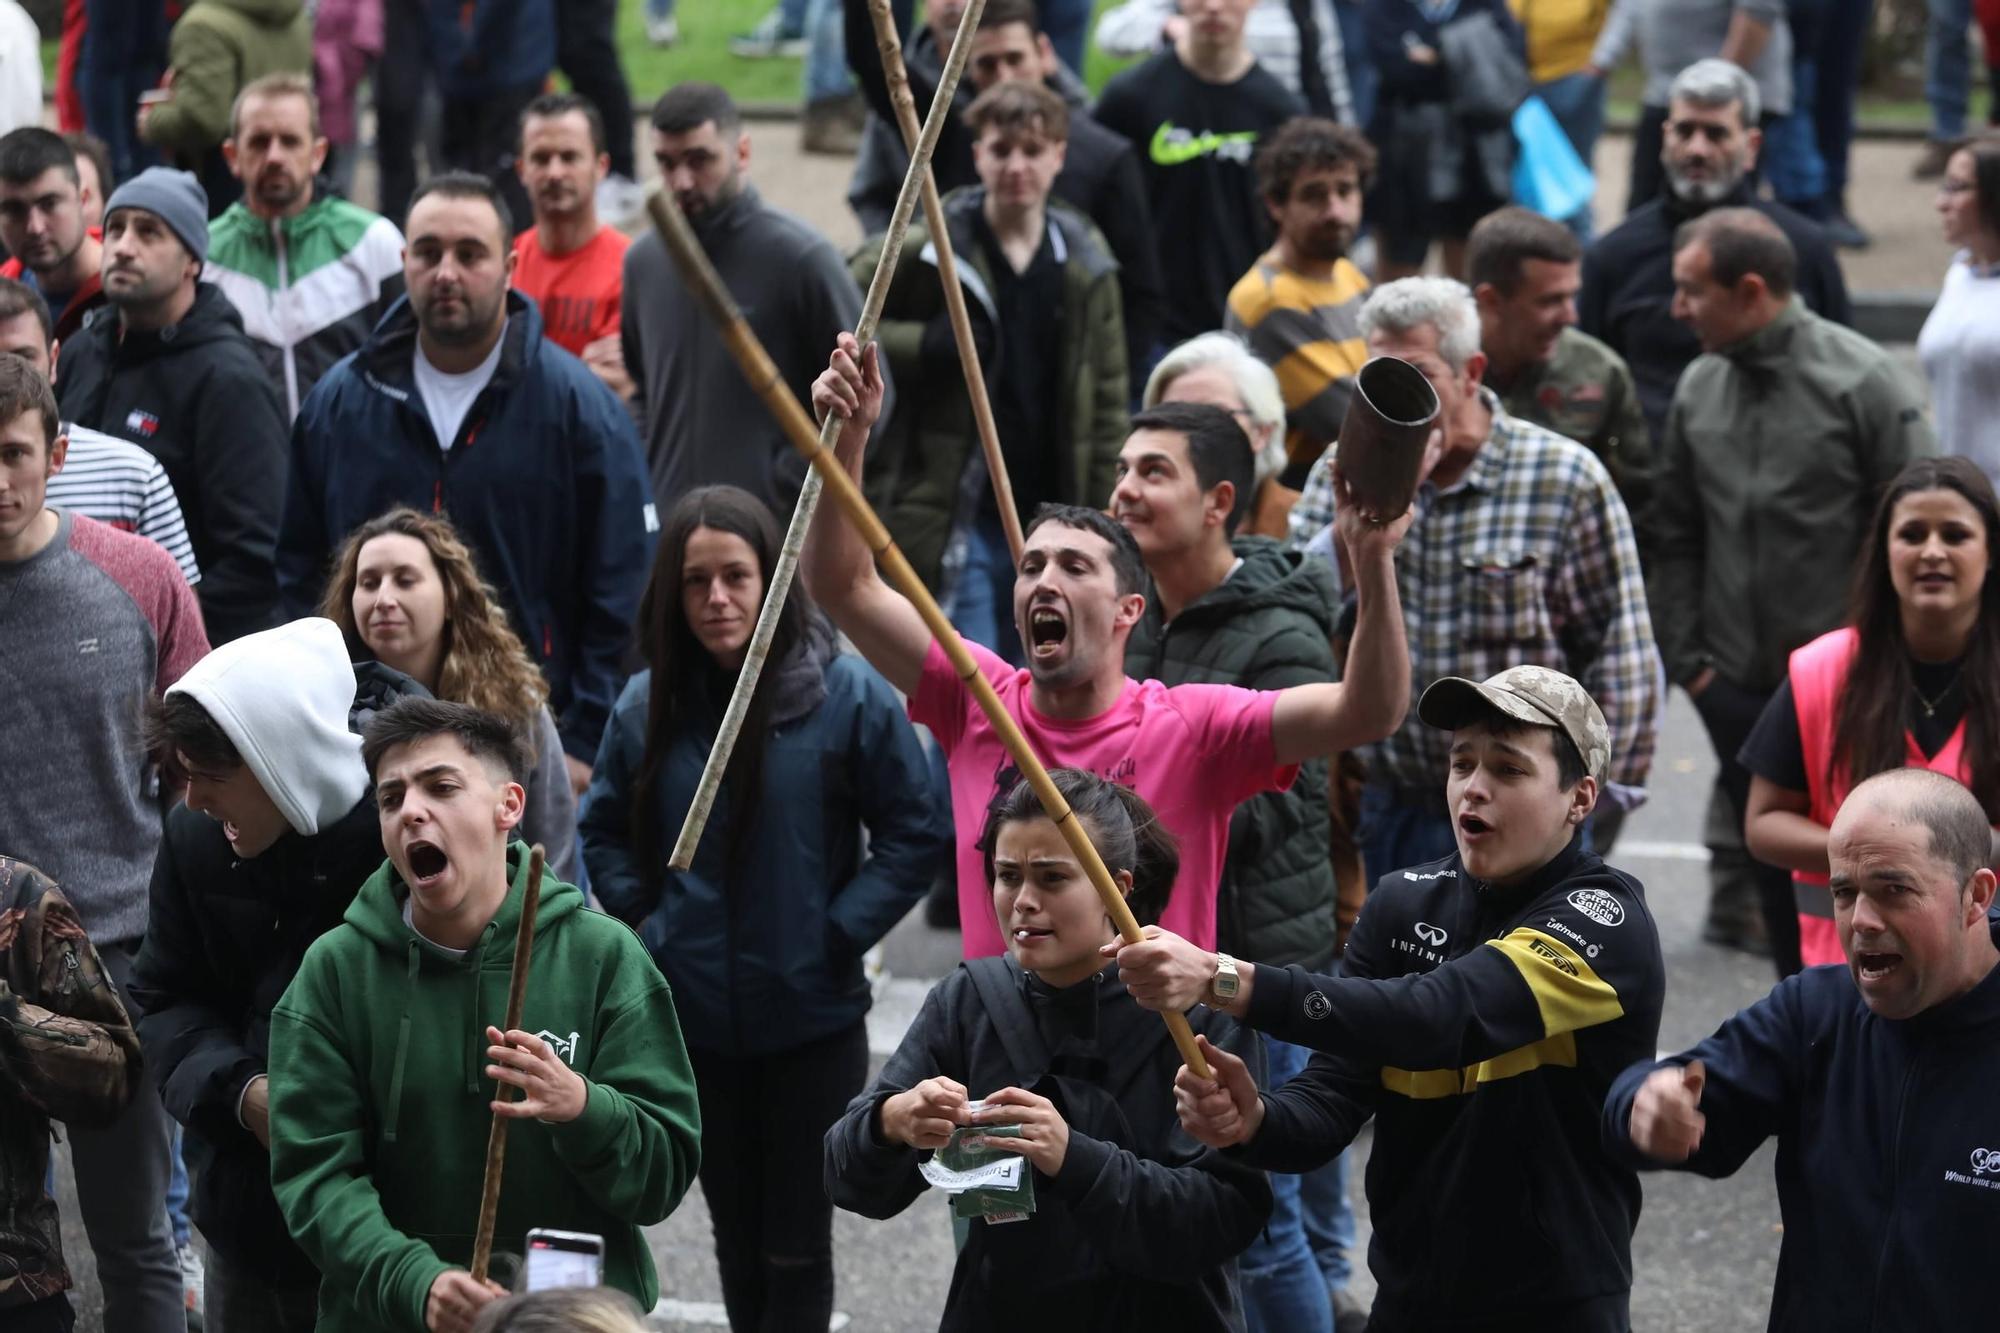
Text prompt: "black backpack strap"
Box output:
[[964, 956, 1052, 1089]]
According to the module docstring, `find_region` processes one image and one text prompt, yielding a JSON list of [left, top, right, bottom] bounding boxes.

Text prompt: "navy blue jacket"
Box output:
[[1603, 912, 2000, 1332], [579, 643, 950, 1057], [278, 292, 655, 761]]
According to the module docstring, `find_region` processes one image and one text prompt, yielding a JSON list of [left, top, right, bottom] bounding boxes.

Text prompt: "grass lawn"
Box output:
[[40, 3, 1945, 127]]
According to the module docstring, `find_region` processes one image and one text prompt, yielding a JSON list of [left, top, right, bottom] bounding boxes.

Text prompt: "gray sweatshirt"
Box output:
[[620, 184, 889, 521], [1592, 0, 1792, 116]]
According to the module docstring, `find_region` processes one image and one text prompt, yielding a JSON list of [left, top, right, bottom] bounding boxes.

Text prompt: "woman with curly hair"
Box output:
[[317, 506, 578, 880]]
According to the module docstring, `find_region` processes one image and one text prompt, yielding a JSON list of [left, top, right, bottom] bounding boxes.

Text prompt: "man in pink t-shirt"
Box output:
[[806, 332, 1417, 958]]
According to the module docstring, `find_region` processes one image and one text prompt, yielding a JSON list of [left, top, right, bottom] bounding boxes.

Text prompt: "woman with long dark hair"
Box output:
[[1918, 133, 2000, 480], [579, 484, 948, 1333], [826, 768, 1271, 1330], [1741, 456, 2000, 966]]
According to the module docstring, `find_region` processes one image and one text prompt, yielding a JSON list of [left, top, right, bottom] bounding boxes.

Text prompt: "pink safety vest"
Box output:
[[1789, 627, 1975, 964]]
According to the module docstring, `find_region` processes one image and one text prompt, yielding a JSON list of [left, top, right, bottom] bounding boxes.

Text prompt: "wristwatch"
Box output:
[[1208, 952, 1241, 1006]]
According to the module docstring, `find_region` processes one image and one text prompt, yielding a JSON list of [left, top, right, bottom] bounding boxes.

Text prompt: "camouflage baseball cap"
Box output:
[[1417, 665, 1610, 783]]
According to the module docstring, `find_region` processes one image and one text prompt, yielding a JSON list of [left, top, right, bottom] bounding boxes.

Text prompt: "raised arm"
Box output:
[[802, 332, 935, 696], [1269, 479, 1412, 764]]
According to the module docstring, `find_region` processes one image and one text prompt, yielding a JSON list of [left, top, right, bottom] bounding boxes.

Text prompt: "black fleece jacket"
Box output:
[[826, 959, 1270, 1331], [1242, 835, 1664, 1331], [55, 283, 288, 642]]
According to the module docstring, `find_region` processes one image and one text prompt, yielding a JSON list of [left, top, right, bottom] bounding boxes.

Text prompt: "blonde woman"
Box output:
[[317, 507, 578, 880]]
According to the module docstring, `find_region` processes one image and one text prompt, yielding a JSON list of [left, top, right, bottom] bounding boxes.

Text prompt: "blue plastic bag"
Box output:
[[1511, 94, 1596, 221]]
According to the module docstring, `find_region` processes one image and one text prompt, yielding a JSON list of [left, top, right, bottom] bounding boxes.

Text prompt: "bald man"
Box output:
[[1603, 768, 2000, 1331]]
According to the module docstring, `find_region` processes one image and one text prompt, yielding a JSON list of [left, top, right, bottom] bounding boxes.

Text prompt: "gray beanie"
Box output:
[[104, 167, 210, 267]]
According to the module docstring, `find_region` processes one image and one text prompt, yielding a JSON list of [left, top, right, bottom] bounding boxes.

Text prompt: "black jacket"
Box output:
[[127, 663, 425, 1280], [55, 282, 288, 642], [826, 959, 1270, 1331], [1124, 537, 1340, 969], [1579, 183, 1853, 443], [1603, 912, 2000, 1333], [1243, 835, 1664, 1331], [279, 292, 656, 762], [843, 1, 1163, 371]]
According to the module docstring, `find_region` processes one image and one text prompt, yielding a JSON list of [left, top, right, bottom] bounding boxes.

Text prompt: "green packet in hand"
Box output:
[[919, 1103, 1036, 1224]]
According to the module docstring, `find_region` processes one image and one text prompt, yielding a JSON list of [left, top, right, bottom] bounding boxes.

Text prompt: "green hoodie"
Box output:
[[269, 844, 701, 1332]]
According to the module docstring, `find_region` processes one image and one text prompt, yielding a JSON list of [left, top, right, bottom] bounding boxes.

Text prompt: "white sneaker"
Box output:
[[646, 14, 679, 46], [596, 174, 647, 230], [178, 1243, 205, 1327]]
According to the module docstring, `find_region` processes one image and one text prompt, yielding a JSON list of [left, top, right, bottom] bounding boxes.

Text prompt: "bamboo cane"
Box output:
[[642, 189, 1213, 1081], [666, 0, 991, 872], [469, 843, 548, 1285], [865, 0, 1025, 566]]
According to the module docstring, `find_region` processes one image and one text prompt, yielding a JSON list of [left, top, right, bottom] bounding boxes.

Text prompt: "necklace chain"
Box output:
[[1913, 670, 1964, 719]]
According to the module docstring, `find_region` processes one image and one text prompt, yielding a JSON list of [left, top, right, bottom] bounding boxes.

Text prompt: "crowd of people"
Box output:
[[2, 2, 1999, 1333]]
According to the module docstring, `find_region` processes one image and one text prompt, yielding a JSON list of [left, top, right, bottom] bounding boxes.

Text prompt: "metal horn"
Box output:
[[1335, 357, 1441, 518]]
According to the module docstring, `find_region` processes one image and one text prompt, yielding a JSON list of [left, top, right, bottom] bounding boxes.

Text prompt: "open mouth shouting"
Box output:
[[1457, 810, 1494, 842], [1027, 604, 1069, 660], [404, 838, 451, 890], [1854, 948, 1904, 985]]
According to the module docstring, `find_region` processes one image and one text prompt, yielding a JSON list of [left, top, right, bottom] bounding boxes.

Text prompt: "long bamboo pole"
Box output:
[[469, 843, 547, 1285], [865, 0, 1024, 566], [666, 0, 991, 872], [642, 189, 1212, 1081]]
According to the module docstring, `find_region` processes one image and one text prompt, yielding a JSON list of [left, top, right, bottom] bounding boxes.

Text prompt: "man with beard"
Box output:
[[806, 332, 1413, 960], [55, 166, 289, 642], [1466, 208, 1652, 534], [280, 171, 655, 794], [1226, 117, 1373, 490], [511, 92, 632, 400], [621, 83, 877, 519], [206, 74, 406, 421], [1579, 58, 1849, 444], [0, 128, 107, 343]]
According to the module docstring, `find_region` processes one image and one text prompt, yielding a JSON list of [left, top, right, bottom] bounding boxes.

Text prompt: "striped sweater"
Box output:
[[47, 424, 201, 584], [1226, 250, 1371, 472]]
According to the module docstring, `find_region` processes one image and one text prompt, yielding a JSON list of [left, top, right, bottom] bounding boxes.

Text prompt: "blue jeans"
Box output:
[[804, 0, 856, 102], [1038, 0, 1094, 76], [1300, 1146, 1356, 1291], [1813, 0, 1873, 201], [1358, 782, 1460, 884], [81, 0, 167, 182], [1765, 58, 1829, 212], [166, 1127, 191, 1249], [646, 0, 675, 19], [946, 510, 1024, 665], [1240, 1037, 1335, 1333], [1927, 0, 1974, 138], [1533, 71, 1607, 241]]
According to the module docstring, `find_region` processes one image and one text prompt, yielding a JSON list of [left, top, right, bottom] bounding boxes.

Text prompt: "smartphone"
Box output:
[[523, 1229, 604, 1292], [137, 89, 173, 107]]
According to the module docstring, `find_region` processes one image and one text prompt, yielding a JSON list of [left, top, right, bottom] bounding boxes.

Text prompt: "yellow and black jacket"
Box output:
[[1240, 832, 1663, 1331]]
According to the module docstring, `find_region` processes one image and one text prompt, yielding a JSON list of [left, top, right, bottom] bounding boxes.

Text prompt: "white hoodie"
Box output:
[[166, 618, 369, 837]]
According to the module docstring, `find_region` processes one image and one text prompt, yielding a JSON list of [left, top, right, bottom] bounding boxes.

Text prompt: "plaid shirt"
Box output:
[[1289, 390, 1662, 801]]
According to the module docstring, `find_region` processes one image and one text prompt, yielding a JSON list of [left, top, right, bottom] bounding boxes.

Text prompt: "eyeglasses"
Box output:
[[1938, 178, 1977, 195]]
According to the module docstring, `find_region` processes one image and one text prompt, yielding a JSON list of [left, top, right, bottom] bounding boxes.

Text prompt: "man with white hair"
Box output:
[[1289, 276, 1660, 877], [1143, 331, 1290, 536], [1579, 58, 1849, 443]]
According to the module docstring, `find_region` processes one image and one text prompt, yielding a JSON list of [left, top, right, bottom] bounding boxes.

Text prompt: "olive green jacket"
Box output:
[[851, 188, 1128, 591], [141, 0, 311, 156]]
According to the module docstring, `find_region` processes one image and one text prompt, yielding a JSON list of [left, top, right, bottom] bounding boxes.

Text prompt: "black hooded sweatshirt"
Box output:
[[55, 283, 288, 643], [826, 959, 1271, 1331]]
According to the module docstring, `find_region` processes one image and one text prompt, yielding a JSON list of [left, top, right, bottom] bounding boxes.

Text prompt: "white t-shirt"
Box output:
[[413, 336, 504, 453], [403, 896, 470, 959], [1917, 253, 2000, 486]]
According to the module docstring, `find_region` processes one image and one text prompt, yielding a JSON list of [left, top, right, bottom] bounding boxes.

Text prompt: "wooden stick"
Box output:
[[642, 190, 1212, 1082], [469, 843, 547, 1285], [865, 0, 1025, 567], [666, 0, 991, 872]]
